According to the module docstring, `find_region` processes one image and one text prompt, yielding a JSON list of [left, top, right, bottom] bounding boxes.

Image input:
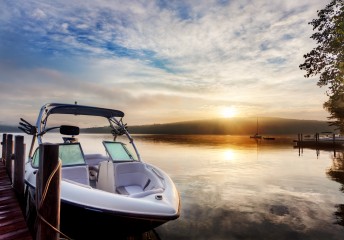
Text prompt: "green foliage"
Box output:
[[300, 0, 344, 132], [300, 0, 344, 92], [324, 91, 344, 132]]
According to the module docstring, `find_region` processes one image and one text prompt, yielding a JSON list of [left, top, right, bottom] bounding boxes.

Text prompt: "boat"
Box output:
[[250, 133, 262, 139], [250, 117, 262, 139], [20, 103, 180, 239]]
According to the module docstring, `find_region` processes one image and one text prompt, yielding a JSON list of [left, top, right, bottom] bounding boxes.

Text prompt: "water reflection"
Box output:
[[133, 134, 294, 149], [145, 135, 344, 239], [158, 203, 322, 240], [223, 149, 235, 161], [327, 151, 344, 227], [11, 133, 344, 239]]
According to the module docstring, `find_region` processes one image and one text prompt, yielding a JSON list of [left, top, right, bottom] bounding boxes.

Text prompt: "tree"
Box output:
[[299, 0, 344, 133]]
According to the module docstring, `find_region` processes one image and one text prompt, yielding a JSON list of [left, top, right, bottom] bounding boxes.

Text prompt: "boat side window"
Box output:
[[31, 148, 40, 168], [59, 143, 86, 166], [103, 141, 137, 162], [31, 143, 86, 168]]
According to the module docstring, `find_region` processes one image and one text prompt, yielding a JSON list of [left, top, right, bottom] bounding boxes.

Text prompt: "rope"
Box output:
[[36, 160, 73, 240]]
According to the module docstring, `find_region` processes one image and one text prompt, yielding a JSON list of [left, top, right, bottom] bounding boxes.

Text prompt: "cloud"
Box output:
[[0, 0, 331, 125]]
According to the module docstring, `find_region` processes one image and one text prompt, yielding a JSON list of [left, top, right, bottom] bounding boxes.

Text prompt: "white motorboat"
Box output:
[[20, 103, 180, 239]]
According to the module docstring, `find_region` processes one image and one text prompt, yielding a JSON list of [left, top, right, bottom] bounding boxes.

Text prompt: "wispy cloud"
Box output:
[[0, 0, 329, 125]]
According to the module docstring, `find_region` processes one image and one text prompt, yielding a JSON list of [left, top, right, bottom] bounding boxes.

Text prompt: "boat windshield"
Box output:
[[103, 141, 137, 162], [31, 143, 86, 168]]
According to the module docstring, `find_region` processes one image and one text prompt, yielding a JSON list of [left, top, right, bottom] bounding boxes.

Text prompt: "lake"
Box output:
[[130, 135, 344, 240], [8, 133, 344, 239]]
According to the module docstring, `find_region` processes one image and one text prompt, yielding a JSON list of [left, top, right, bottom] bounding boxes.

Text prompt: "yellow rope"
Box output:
[[36, 160, 73, 240]]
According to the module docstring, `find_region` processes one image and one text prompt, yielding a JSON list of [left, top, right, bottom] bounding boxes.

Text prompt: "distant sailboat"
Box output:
[[263, 136, 275, 140], [250, 117, 262, 139]]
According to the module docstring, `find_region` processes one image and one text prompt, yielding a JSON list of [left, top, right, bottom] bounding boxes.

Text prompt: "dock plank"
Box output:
[[0, 161, 32, 240]]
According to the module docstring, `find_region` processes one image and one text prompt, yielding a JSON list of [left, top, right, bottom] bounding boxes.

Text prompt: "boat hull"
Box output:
[[25, 185, 178, 239], [24, 161, 180, 239], [60, 201, 174, 239]]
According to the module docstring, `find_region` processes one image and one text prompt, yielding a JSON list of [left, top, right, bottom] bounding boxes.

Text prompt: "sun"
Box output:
[[221, 106, 237, 118]]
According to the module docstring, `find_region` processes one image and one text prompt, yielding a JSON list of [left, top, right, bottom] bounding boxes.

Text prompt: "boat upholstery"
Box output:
[[96, 160, 115, 192], [114, 162, 164, 198], [84, 154, 110, 168], [62, 165, 90, 186]]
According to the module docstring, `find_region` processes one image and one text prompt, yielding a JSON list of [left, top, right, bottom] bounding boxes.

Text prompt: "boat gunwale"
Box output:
[[24, 180, 181, 220]]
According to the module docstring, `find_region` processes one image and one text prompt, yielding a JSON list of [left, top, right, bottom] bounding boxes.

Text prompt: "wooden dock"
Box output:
[[0, 161, 32, 240], [0, 133, 160, 239], [294, 133, 344, 149]]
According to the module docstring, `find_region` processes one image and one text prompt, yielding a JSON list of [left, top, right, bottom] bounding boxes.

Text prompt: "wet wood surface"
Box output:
[[0, 161, 32, 240]]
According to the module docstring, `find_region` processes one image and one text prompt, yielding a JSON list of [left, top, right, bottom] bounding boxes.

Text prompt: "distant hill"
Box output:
[[1, 117, 337, 135], [83, 117, 337, 135], [0, 125, 20, 133]]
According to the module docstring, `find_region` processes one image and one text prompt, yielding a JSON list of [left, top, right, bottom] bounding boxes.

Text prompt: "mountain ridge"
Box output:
[[1, 117, 336, 135], [82, 117, 337, 135]]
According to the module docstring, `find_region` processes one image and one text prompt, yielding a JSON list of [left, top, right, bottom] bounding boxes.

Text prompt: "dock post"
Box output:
[[1, 133, 7, 163], [297, 134, 301, 155], [36, 144, 61, 240], [5, 134, 13, 180], [315, 133, 319, 151], [13, 135, 26, 200]]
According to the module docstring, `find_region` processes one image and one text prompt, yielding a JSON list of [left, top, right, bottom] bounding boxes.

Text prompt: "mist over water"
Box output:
[[15, 133, 344, 239]]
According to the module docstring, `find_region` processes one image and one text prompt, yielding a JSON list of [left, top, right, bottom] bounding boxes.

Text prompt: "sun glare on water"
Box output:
[[223, 149, 235, 161], [221, 106, 237, 118]]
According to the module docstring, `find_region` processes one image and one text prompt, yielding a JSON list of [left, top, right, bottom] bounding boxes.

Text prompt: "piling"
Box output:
[[297, 133, 303, 144], [1, 133, 7, 163], [13, 135, 26, 200], [36, 143, 61, 240], [5, 134, 13, 179], [0, 133, 32, 239]]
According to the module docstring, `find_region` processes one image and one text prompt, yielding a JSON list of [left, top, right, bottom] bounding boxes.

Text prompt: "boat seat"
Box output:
[[84, 154, 110, 168], [96, 160, 115, 192], [114, 162, 164, 198], [85, 154, 111, 181], [61, 165, 90, 186]]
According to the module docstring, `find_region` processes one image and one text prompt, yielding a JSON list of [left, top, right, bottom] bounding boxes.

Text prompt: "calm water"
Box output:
[[13, 134, 344, 239], [131, 135, 344, 240]]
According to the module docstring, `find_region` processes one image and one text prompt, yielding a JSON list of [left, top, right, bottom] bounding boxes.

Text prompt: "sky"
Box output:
[[0, 0, 331, 127]]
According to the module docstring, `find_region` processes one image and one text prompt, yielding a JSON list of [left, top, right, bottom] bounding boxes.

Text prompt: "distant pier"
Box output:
[[294, 133, 344, 149]]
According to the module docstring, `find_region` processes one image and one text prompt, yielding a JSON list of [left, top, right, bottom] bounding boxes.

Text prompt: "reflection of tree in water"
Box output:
[[326, 151, 344, 226]]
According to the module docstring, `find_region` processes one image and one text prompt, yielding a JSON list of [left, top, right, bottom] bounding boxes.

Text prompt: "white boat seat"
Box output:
[[96, 161, 115, 192], [62, 165, 90, 186], [114, 162, 164, 198], [84, 154, 110, 168], [117, 185, 142, 195]]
